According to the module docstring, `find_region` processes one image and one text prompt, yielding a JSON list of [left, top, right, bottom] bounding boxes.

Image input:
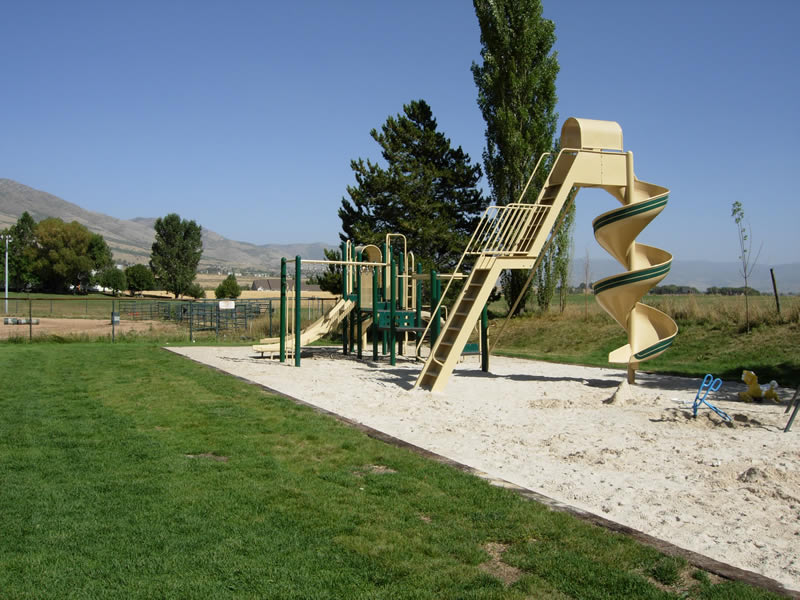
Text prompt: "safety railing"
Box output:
[[465, 203, 551, 257]]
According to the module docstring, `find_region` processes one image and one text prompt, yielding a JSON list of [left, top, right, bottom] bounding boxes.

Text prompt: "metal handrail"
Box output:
[[413, 150, 555, 361]]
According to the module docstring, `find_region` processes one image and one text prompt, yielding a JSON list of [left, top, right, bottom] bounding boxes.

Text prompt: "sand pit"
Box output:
[[167, 345, 799, 591]]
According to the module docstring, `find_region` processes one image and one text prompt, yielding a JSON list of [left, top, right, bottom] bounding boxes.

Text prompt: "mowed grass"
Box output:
[[0, 344, 786, 599]]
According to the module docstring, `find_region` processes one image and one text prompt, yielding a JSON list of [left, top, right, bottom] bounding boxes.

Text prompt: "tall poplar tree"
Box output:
[[339, 99, 486, 273], [472, 0, 560, 315]]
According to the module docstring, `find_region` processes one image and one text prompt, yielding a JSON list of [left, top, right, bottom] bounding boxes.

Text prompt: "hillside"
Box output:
[[0, 179, 330, 273], [2, 178, 798, 291]]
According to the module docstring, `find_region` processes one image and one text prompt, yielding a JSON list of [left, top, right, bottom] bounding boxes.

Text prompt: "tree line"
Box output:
[[1, 212, 208, 298]]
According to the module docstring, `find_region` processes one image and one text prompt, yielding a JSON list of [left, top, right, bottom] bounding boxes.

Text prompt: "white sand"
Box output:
[[167, 345, 799, 591]]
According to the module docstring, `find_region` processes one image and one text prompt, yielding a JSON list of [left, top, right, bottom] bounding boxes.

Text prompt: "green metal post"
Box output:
[[341, 241, 348, 355], [390, 258, 396, 366], [112, 299, 115, 343], [356, 250, 363, 359], [481, 303, 489, 372], [295, 256, 302, 367], [397, 252, 405, 356], [372, 266, 378, 360], [280, 258, 287, 363], [431, 269, 441, 344], [415, 263, 422, 328], [382, 241, 388, 355]]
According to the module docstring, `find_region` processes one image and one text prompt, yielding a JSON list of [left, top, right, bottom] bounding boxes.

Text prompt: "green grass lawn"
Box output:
[[0, 343, 787, 599], [490, 295, 800, 387]]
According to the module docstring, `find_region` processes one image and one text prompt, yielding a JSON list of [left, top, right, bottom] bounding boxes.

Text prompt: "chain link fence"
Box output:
[[2, 296, 339, 342]]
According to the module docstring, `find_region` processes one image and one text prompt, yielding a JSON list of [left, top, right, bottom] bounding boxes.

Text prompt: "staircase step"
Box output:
[[541, 184, 561, 203]]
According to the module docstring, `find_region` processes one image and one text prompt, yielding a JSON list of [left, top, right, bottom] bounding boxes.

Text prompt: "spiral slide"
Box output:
[[415, 117, 677, 392], [592, 180, 678, 366]]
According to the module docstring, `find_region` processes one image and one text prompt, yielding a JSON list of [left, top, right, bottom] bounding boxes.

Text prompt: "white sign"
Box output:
[[218, 300, 235, 310]]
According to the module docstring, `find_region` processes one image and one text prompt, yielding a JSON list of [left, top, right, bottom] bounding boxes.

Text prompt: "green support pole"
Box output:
[[280, 258, 287, 362], [341, 241, 348, 355], [397, 253, 405, 356], [415, 262, 422, 328], [349, 302, 356, 354], [382, 241, 388, 355], [356, 250, 363, 360], [431, 269, 441, 344], [372, 266, 378, 360], [390, 258, 396, 366], [295, 256, 302, 367], [481, 303, 489, 372]]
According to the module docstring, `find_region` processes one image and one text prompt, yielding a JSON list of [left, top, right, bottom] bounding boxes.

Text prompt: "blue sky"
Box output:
[[1, 1, 798, 266]]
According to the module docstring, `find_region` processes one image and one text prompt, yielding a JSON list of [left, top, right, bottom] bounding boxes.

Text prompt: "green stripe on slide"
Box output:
[[593, 262, 671, 294], [593, 194, 668, 233], [634, 336, 675, 360]]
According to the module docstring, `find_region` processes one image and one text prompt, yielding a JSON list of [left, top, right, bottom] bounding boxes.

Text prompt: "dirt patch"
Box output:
[[0, 317, 183, 340], [185, 453, 229, 462], [478, 542, 523, 586], [353, 464, 398, 477]]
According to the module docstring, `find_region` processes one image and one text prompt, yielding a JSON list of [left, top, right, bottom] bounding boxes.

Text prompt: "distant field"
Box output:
[[194, 273, 259, 290]]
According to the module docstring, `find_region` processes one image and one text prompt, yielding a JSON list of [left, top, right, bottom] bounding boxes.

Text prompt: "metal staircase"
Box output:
[[415, 151, 577, 392]]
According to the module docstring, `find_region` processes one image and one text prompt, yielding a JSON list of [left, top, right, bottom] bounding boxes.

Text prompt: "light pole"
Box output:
[[2, 234, 11, 314]]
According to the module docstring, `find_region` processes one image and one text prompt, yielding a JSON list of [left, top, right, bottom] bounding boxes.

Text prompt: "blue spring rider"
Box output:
[[693, 374, 732, 422]]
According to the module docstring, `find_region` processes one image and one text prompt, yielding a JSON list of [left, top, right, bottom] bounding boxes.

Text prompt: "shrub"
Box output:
[[125, 264, 155, 295], [99, 267, 127, 296], [185, 282, 206, 299], [215, 274, 242, 299]]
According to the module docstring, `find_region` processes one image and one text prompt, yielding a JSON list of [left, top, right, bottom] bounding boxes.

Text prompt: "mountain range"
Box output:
[[1, 178, 798, 292], [0, 179, 329, 273]]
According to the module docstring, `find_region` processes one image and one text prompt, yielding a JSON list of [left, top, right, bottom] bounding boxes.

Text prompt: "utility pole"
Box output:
[[2, 234, 11, 314]]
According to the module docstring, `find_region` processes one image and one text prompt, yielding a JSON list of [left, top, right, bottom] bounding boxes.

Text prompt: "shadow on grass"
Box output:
[[716, 362, 799, 390]]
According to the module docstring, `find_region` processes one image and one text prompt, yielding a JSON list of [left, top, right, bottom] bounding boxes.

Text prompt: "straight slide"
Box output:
[[253, 298, 355, 354]]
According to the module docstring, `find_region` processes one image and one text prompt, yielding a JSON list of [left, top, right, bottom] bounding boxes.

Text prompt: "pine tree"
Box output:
[[339, 100, 486, 273], [310, 248, 343, 294], [215, 273, 242, 299], [472, 0, 559, 315]]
